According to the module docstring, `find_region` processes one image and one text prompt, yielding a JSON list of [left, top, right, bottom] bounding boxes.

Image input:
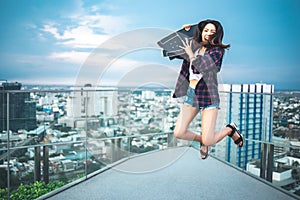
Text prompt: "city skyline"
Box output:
[[0, 80, 300, 197], [0, 0, 299, 90]]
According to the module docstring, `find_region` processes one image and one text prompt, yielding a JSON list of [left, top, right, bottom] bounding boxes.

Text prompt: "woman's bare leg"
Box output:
[[201, 108, 237, 146], [174, 104, 201, 142]]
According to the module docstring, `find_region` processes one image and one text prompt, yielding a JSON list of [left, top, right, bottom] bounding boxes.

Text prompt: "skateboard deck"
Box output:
[[157, 24, 197, 60]]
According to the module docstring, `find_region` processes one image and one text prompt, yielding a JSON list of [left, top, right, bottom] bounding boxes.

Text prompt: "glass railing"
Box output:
[[0, 87, 299, 199], [207, 90, 300, 198]]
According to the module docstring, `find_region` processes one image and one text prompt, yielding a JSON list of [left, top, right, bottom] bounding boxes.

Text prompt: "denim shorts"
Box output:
[[183, 86, 220, 110]]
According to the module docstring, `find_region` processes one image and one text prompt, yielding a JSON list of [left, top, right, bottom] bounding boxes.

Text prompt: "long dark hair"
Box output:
[[193, 19, 230, 49]]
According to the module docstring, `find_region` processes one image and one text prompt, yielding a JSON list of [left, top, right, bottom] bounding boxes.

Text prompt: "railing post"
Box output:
[[34, 146, 41, 181], [117, 138, 121, 160], [111, 138, 121, 162], [84, 89, 88, 178], [260, 143, 267, 179], [43, 146, 49, 183], [167, 132, 177, 147], [260, 143, 274, 182], [128, 137, 132, 155], [266, 144, 274, 182], [111, 139, 115, 162], [6, 92, 10, 199]]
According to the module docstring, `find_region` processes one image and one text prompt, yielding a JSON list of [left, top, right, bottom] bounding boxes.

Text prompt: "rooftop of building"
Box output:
[[42, 146, 297, 200]]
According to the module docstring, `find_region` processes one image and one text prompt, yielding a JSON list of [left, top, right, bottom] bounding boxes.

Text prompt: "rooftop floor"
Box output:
[[45, 147, 297, 200]]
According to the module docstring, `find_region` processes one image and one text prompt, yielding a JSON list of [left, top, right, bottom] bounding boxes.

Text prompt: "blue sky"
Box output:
[[0, 0, 299, 90]]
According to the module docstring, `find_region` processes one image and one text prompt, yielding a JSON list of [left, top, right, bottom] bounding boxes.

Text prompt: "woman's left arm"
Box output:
[[191, 47, 224, 73]]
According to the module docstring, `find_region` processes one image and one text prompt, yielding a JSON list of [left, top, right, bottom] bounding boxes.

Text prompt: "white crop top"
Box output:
[[189, 48, 203, 81]]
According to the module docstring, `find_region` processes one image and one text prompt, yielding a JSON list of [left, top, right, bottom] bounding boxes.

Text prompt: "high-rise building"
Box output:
[[0, 82, 36, 132], [61, 85, 118, 128], [213, 83, 274, 169]]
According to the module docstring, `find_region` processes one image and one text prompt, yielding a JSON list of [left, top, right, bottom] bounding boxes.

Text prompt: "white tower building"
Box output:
[[61, 85, 118, 128], [213, 83, 274, 169]]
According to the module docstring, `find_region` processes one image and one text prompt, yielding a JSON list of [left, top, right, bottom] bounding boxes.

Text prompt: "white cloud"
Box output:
[[41, 14, 130, 49], [29, 2, 171, 87], [48, 51, 90, 64], [63, 26, 110, 48], [42, 24, 65, 40], [80, 14, 130, 34], [35, 1, 133, 80]]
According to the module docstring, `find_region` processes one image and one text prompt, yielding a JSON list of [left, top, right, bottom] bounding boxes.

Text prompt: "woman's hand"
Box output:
[[182, 24, 191, 31], [179, 38, 195, 60]]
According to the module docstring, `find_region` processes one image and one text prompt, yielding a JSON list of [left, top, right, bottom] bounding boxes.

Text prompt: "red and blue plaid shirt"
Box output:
[[172, 46, 224, 108]]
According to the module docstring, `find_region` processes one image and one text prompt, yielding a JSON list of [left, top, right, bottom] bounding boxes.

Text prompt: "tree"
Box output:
[[292, 161, 300, 184], [292, 161, 299, 168]]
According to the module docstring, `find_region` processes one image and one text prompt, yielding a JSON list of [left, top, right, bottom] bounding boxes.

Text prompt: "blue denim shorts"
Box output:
[[183, 86, 220, 110]]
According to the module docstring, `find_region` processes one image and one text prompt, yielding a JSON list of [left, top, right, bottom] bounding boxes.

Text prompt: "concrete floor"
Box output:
[[45, 147, 297, 200]]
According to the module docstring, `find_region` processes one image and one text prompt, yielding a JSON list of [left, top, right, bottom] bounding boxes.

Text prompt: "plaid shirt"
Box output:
[[172, 46, 224, 108]]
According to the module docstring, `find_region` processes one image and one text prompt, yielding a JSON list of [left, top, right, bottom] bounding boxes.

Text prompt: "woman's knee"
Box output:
[[173, 131, 181, 139], [174, 130, 184, 139]]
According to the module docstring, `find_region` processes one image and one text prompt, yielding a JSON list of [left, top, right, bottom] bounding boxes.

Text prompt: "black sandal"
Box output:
[[226, 122, 244, 147], [200, 143, 209, 160]]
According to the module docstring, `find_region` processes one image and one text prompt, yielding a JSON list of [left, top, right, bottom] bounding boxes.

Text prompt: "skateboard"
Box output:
[[157, 24, 197, 60]]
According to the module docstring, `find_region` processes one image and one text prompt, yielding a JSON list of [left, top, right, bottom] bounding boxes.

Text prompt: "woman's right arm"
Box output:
[[191, 46, 224, 73]]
